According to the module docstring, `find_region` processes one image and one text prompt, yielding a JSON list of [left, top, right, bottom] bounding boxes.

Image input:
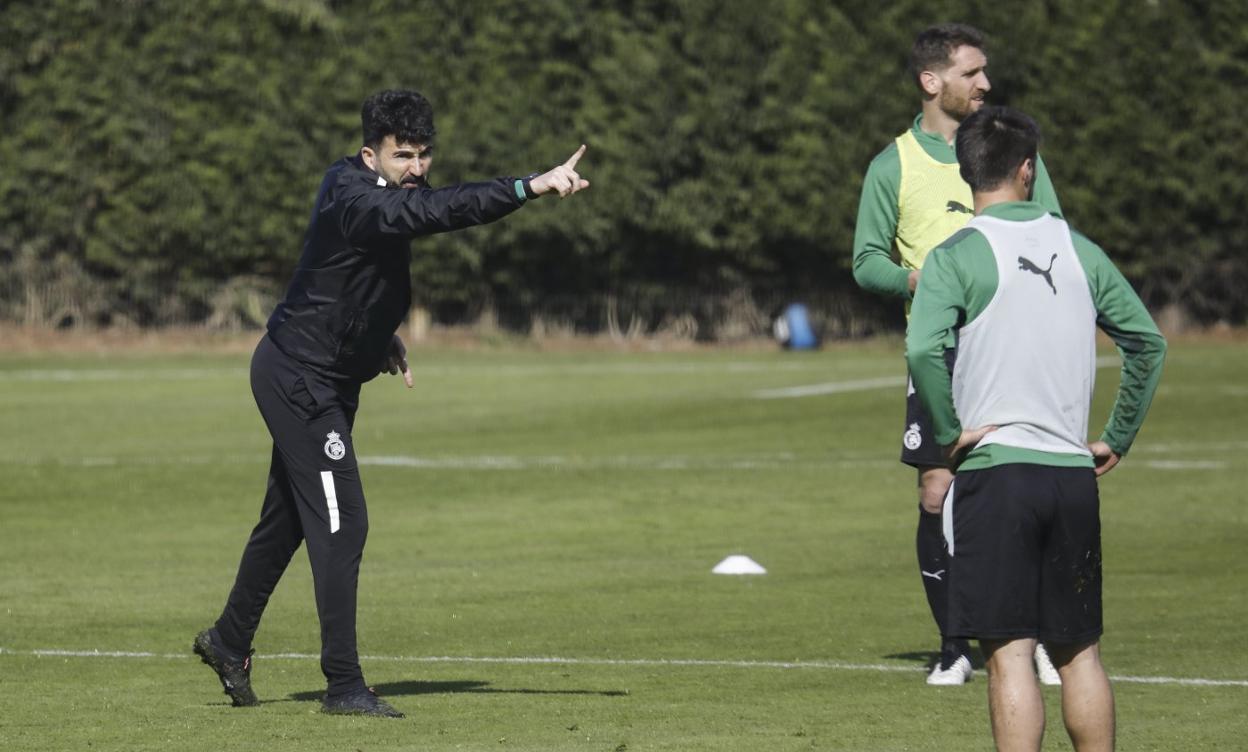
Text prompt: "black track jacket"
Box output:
[[266, 155, 532, 382]]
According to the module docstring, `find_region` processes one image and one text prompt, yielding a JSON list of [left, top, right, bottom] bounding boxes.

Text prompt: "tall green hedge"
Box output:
[[2, 0, 1244, 331]]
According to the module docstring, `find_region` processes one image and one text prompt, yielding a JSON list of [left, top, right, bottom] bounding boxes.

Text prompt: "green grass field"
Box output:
[[2, 336, 1246, 751]]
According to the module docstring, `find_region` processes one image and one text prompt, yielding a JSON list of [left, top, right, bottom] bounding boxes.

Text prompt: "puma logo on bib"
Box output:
[[1019, 253, 1058, 295]]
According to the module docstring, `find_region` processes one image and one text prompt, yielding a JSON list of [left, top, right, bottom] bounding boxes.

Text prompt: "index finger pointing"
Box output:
[[564, 144, 587, 169]]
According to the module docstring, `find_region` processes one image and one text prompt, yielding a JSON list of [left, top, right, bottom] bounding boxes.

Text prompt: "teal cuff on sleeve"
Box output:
[[513, 179, 527, 202]]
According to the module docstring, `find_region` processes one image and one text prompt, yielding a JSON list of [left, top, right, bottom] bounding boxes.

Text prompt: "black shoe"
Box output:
[[321, 687, 404, 718], [193, 629, 259, 707]]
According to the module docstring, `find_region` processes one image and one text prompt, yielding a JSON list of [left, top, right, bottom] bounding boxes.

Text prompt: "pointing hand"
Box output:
[[529, 144, 590, 198]]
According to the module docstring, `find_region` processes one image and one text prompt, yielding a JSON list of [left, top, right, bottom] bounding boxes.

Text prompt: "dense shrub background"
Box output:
[[2, 0, 1244, 335]]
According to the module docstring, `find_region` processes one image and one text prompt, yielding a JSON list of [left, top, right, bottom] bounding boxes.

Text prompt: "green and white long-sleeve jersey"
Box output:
[[905, 202, 1166, 471], [852, 114, 1063, 302]]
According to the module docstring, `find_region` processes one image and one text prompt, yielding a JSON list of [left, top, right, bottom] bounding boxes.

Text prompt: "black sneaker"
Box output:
[[321, 687, 404, 718], [193, 629, 259, 707]]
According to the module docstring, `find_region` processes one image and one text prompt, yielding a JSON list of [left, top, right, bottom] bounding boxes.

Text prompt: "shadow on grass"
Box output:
[[287, 679, 628, 703], [885, 650, 940, 667], [886, 648, 985, 669]]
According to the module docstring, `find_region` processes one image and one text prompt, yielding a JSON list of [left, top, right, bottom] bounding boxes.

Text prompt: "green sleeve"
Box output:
[[1033, 154, 1063, 217], [852, 145, 912, 299], [1072, 231, 1167, 455], [904, 231, 977, 446]]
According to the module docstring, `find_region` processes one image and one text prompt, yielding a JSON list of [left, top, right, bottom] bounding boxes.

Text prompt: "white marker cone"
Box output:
[[712, 555, 767, 575]]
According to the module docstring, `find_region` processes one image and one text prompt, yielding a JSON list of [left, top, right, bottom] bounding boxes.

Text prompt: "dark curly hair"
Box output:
[[909, 23, 986, 91], [361, 90, 437, 149]]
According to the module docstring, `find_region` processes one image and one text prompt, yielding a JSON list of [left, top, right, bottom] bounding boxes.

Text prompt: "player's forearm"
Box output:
[[851, 154, 907, 298], [906, 343, 961, 446], [1084, 241, 1167, 456], [853, 249, 912, 298], [1099, 328, 1167, 455], [905, 297, 961, 446], [905, 250, 965, 444]]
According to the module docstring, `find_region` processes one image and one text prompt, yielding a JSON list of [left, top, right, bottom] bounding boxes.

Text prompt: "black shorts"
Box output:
[[899, 348, 956, 468], [946, 463, 1103, 645]]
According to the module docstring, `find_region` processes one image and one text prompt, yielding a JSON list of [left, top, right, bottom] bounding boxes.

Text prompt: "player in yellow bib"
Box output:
[[851, 23, 1063, 686]]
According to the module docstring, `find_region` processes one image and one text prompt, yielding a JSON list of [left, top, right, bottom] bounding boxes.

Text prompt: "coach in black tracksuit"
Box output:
[[194, 90, 589, 718]]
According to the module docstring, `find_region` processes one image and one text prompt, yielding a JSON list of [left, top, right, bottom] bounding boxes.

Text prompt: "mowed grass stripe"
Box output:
[[0, 358, 836, 382], [0, 445, 1242, 469], [5, 647, 1247, 688]]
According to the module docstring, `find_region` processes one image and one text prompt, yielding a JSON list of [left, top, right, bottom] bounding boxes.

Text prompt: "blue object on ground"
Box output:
[[779, 303, 817, 350]]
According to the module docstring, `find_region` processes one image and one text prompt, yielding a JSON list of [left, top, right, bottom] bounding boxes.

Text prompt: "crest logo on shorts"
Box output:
[[903, 423, 923, 451], [324, 430, 346, 461]]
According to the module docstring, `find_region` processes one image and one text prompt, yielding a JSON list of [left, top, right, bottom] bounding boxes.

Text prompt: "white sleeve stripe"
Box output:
[[320, 471, 341, 534]]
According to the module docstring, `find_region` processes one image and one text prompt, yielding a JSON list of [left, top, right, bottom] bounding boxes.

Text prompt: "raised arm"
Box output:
[[340, 177, 526, 242], [340, 145, 590, 242]]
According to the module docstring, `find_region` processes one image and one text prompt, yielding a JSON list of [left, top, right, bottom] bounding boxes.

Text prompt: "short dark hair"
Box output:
[[956, 106, 1040, 192], [361, 90, 436, 149], [909, 23, 986, 90]]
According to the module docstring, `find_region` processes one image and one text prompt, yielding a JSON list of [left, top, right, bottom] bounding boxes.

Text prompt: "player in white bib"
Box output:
[[906, 106, 1166, 751]]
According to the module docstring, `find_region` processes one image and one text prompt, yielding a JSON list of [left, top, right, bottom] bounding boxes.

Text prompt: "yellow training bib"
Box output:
[[895, 130, 974, 273]]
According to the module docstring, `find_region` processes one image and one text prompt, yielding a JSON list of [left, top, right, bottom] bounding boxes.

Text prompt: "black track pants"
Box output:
[[215, 335, 368, 697]]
